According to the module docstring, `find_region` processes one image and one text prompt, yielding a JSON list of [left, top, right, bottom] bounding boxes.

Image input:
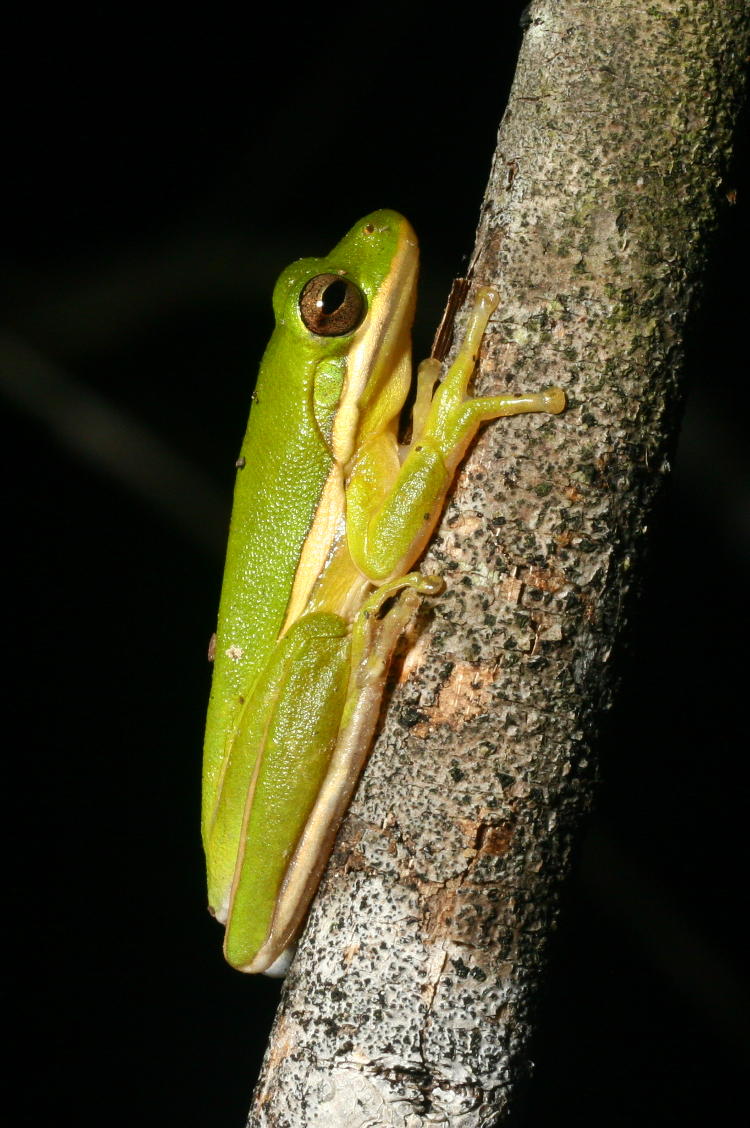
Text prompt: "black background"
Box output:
[[4, 7, 748, 1126]]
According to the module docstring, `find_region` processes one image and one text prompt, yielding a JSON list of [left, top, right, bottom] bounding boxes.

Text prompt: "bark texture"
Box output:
[[249, 2, 748, 1124]]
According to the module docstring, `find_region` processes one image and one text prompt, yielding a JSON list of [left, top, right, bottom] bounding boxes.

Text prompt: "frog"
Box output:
[[202, 210, 565, 973]]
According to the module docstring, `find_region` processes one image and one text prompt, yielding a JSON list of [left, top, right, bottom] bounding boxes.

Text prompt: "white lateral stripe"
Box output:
[[280, 467, 345, 636]]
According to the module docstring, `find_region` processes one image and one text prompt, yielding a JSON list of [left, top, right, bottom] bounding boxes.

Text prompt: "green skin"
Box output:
[[202, 210, 565, 974]]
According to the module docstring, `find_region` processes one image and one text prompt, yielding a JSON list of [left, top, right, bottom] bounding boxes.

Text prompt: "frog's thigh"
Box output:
[[206, 615, 342, 894], [258, 579, 435, 970], [290, 578, 431, 875], [224, 614, 351, 966]]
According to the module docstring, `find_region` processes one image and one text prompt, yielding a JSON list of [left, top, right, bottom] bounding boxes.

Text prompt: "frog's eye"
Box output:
[[299, 274, 366, 337]]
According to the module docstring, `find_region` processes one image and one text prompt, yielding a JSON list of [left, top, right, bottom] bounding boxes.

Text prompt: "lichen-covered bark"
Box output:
[[248, 2, 748, 1125]]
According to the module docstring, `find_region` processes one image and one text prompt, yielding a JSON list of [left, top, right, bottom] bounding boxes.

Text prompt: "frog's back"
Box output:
[[202, 330, 333, 834]]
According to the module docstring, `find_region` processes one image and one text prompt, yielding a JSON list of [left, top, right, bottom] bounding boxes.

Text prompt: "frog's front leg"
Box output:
[[346, 287, 566, 583]]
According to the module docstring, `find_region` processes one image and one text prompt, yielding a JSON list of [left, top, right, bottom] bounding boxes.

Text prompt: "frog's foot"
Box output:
[[349, 571, 443, 692], [413, 286, 566, 469]]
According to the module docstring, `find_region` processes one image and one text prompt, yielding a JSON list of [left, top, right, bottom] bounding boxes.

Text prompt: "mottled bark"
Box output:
[[249, 2, 748, 1125]]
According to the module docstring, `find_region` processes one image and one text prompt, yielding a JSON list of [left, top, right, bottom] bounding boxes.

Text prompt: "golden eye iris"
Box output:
[[299, 274, 365, 337]]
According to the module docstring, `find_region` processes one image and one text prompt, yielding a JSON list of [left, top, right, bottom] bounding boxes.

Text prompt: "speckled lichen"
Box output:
[[249, 3, 748, 1126]]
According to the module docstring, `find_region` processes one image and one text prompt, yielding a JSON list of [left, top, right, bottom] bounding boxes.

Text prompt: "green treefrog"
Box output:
[[202, 210, 565, 974]]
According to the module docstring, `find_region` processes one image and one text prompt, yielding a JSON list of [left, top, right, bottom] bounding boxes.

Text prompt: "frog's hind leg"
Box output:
[[263, 573, 440, 968], [220, 612, 351, 971]]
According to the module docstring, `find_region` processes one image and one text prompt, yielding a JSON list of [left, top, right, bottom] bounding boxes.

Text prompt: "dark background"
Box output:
[[3, 7, 748, 1126]]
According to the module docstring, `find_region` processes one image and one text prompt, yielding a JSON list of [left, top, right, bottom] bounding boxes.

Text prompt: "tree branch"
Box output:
[[248, 2, 749, 1124]]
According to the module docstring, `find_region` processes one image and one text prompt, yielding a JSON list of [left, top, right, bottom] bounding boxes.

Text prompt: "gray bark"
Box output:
[[248, 2, 749, 1124]]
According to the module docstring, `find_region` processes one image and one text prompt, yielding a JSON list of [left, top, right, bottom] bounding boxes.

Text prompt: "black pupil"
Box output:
[[320, 279, 348, 315], [299, 273, 364, 336]]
